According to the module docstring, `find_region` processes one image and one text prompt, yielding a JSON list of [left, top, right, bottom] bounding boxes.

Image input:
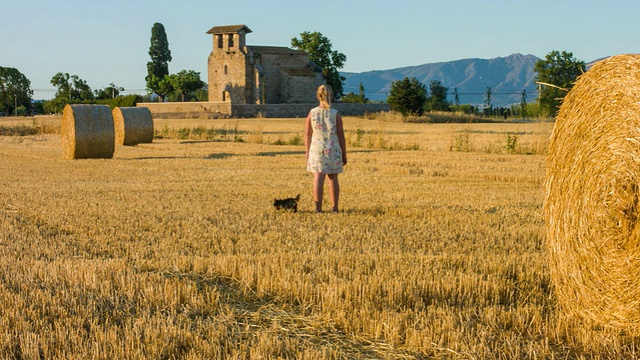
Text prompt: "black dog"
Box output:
[[273, 194, 300, 213]]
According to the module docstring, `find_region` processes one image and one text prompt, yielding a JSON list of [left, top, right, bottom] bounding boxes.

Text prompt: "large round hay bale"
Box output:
[[112, 107, 154, 146], [545, 54, 640, 332], [61, 104, 115, 159]]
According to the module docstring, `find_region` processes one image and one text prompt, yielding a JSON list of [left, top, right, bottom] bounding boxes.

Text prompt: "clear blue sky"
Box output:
[[3, 0, 639, 100]]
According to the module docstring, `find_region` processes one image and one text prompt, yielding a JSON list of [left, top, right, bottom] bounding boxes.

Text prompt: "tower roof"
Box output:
[[247, 46, 305, 55], [206, 24, 252, 35]]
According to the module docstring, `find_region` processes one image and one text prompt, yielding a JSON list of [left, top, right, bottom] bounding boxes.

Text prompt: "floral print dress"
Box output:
[[306, 107, 343, 174]]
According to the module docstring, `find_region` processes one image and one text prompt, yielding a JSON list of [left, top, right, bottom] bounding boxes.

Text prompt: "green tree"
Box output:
[[341, 82, 368, 103], [534, 50, 585, 117], [0, 67, 33, 116], [95, 83, 125, 100], [453, 87, 460, 108], [358, 82, 366, 101], [146, 23, 172, 99], [147, 75, 173, 102], [43, 97, 67, 115], [32, 100, 45, 115], [291, 31, 346, 99], [520, 89, 527, 119], [50, 72, 72, 102], [426, 80, 450, 112], [46, 72, 94, 113], [50, 72, 94, 101], [483, 86, 492, 115], [168, 70, 206, 102], [387, 77, 427, 116]]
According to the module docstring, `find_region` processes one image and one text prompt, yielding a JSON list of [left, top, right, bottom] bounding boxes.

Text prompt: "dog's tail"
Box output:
[[295, 194, 301, 200]]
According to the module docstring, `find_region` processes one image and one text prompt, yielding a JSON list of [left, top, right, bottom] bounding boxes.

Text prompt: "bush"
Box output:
[[387, 77, 427, 116], [450, 130, 473, 152]]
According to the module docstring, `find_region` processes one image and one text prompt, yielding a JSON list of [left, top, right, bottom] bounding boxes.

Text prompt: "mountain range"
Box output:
[[341, 53, 541, 107]]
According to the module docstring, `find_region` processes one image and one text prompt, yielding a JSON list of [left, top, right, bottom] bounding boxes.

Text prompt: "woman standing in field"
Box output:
[[305, 84, 347, 213]]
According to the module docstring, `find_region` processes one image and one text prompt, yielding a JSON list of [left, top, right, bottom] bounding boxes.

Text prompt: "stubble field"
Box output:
[[1, 115, 638, 359]]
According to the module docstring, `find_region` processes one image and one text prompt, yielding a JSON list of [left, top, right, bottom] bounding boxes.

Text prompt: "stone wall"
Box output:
[[282, 71, 325, 104], [138, 101, 390, 119], [231, 103, 390, 118], [137, 102, 232, 119], [333, 103, 390, 117]]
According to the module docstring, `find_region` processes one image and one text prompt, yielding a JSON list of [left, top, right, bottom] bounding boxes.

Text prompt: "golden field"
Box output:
[[0, 114, 637, 359]]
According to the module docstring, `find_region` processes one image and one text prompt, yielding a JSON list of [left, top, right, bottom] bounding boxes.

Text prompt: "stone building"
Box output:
[[137, 24, 389, 118], [206, 24, 325, 104]]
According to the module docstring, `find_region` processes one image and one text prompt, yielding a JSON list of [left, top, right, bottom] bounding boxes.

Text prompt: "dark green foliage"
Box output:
[[95, 83, 125, 100], [146, 23, 172, 99], [426, 80, 450, 112], [50, 72, 94, 102], [291, 31, 346, 99], [148, 75, 174, 102], [534, 50, 585, 117], [483, 87, 492, 115], [341, 82, 368, 103], [146, 23, 172, 81], [44, 72, 95, 114], [0, 67, 33, 116], [520, 90, 527, 119], [95, 95, 143, 109], [453, 88, 460, 107], [193, 89, 208, 102], [168, 70, 206, 102], [387, 77, 427, 116]]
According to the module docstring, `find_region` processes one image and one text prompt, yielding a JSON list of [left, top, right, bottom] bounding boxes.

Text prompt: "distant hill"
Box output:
[[341, 53, 541, 107]]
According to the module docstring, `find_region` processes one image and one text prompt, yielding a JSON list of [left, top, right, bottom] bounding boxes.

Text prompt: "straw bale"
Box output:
[[60, 104, 115, 159], [112, 107, 154, 145], [545, 54, 640, 332]]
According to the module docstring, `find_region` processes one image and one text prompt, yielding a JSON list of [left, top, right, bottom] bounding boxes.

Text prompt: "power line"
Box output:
[[341, 86, 538, 96]]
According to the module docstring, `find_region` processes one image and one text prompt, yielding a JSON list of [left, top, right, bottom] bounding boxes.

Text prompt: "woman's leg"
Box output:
[[327, 174, 340, 212], [313, 172, 325, 212]]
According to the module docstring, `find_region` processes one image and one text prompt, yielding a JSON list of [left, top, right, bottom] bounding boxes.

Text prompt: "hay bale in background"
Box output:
[[545, 54, 640, 332], [61, 104, 115, 159], [113, 107, 154, 146]]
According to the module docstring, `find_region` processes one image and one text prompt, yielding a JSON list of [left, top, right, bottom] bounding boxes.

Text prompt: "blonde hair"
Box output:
[[317, 84, 333, 108]]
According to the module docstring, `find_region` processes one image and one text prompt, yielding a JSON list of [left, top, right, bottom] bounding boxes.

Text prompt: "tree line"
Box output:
[[0, 22, 208, 116], [385, 50, 585, 119], [0, 19, 584, 119]]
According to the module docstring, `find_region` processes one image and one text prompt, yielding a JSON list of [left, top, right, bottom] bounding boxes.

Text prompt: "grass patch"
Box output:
[[0, 125, 39, 136]]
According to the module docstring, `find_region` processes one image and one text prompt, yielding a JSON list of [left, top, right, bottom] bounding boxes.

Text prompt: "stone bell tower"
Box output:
[[206, 24, 253, 103], [206, 24, 324, 105]]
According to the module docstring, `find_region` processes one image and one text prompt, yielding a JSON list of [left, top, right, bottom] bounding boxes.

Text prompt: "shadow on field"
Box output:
[[205, 153, 235, 159], [282, 207, 389, 216], [124, 156, 192, 160], [180, 140, 219, 144], [256, 151, 305, 156], [348, 149, 383, 153], [256, 149, 383, 157]]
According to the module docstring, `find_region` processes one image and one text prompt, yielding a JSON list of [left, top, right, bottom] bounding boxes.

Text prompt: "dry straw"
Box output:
[[113, 106, 154, 146], [61, 104, 115, 159], [545, 54, 640, 333]]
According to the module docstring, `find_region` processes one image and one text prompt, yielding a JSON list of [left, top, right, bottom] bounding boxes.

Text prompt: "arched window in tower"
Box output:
[[228, 34, 234, 48], [224, 65, 228, 75], [217, 35, 223, 49]]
